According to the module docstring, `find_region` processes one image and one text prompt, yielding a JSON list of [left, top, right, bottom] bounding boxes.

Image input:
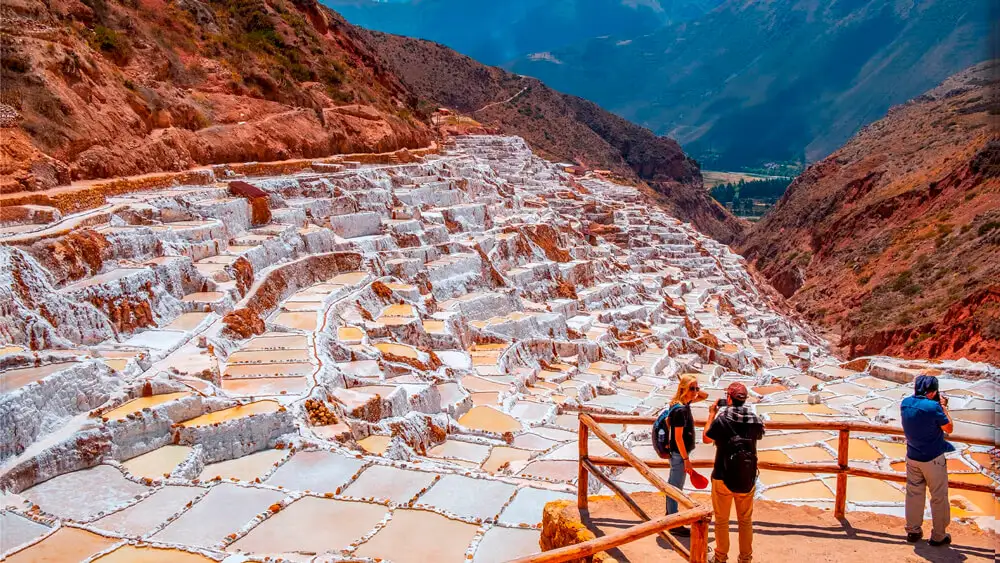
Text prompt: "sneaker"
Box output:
[[928, 534, 952, 547], [672, 526, 691, 537], [906, 532, 922, 543]]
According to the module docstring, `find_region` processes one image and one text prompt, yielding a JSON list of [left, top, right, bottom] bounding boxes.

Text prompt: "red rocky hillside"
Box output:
[[739, 61, 1000, 362], [0, 0, 431, 191]]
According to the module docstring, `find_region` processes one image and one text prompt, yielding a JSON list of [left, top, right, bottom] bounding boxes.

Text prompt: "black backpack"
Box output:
[[721, 433, 758, 493], [653, 404, 680, 458]]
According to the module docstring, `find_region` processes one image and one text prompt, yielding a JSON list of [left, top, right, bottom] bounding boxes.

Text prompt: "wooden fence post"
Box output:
[[689, 516, 710, 563], [578, 418, 589, 511], [835, 429, 849, 519]]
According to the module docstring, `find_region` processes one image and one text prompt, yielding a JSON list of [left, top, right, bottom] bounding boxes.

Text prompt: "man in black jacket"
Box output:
[[703, 382, 765, 563]]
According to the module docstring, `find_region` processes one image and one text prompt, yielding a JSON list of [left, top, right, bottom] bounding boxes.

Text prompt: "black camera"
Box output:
[[716, 398, 728, 408]]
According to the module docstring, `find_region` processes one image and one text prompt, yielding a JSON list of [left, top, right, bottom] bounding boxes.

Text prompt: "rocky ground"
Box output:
[[0, 135, 995, 561]]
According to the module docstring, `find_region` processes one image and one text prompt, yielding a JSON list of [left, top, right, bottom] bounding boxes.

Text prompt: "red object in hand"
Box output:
[[687, 468, 709, 489]]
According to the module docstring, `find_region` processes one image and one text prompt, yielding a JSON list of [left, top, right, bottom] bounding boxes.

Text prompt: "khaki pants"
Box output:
[[905, 454, 950, 542], [711, 479, 755, 563]]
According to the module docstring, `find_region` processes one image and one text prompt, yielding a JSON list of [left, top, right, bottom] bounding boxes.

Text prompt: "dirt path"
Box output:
[[580, 492, 996, 562], [474, 84, 529, 113]]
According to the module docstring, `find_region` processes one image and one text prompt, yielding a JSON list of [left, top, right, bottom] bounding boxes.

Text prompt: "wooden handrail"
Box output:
[[521, 412, 995, 563], [586, 456, 999, 495], [581, 414, 694, 509], [583, 412, 996, 447]]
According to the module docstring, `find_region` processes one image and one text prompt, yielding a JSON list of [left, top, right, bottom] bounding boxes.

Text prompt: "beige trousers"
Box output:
[[905, 454, 950, 541], [711, 479, 755, 563]]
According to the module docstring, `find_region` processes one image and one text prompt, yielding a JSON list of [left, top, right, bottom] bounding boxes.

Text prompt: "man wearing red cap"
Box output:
[[703, 382, 765, 563]]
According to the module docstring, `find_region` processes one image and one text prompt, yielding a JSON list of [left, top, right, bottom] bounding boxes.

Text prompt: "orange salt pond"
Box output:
[[330, 271, 368, 285], [423, 320, 447, 334], [381, 304, 416, 317], [458, 406, 522, 433], [273, 311, 317, 330], [181, 291, 225, 303], [122, 445, 192, 479], [757, 431, 833, 450], [6, 527, 118, 563], [228, 497, 387, 556], [358, 434, 392, 455], [164, 312, 211, 331], [375, 342, 420, 359], [822, 476, 904, 503], [825, 438, 882, 461], [785, 446, 835, 463], [179, 400, 280, 427], [764, 480, 834, 501], [1, 362, 80, 391], [354, 509, 479, 563], [337, 326, 365, 342], [101, 392, 191, 420], [93, 545, 215, 562], [200, 449, 288, 482]]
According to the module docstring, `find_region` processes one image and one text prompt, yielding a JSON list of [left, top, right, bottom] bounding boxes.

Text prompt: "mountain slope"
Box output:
[[513, 0, 993, 170], [738, 61, 1000, 361], [323, 0, 720, 66], [1, 0, 431, 191], [361, 30, 745, 243]]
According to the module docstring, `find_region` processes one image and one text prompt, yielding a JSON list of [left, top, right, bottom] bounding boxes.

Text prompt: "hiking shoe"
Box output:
[[906, 532, 922, 543], [671, 526, 691, 537], [929, 534, 952, 547]]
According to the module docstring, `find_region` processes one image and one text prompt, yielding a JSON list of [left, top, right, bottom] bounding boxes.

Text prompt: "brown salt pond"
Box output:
[[354, 508, 479, 563], [178, 400, 280, 427], [229, 496, 387, 556], [825, 438, 883, 461], [93, 545, 215, 562], [785, 446, 835, 463], [757, 431, 834, 450], [200, 449, 288, 482], [1, 362, 81, 392], [6, 527, 118, 563], [458, 406, 522, 433], [122, 445, 192, 479]]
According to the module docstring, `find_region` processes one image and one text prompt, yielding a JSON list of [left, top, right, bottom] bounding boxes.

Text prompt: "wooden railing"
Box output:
[[510, 413, 997, 563], [509, 413, 713, 563]]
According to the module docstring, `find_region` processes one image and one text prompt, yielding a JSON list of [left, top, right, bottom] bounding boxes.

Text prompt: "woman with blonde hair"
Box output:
[[653, 373, 706, 536]]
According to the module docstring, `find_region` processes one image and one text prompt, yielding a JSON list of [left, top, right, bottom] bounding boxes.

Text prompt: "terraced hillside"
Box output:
[[1, 135, 995, 561]]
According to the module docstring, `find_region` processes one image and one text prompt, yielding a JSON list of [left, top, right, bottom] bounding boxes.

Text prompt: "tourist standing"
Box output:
[[703, 382, 764, 563], [654, 374, 705, 537], [901, 375, 955, 546]]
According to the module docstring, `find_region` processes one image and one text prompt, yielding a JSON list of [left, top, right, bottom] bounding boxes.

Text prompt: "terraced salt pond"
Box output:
[[1, 135, 995, 562]]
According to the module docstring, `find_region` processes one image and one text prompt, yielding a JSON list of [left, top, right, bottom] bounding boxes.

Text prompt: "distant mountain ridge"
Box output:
[[513, 0, 993, 170], [360, 29, 746, 243], [738, 61, 1000, 361], [323, 0, 721, 66]]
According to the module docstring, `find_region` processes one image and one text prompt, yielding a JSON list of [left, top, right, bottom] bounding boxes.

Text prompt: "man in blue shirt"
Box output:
[[900, 375, 955, 546]]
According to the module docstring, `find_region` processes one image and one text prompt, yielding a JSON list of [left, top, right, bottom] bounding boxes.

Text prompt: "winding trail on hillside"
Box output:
[[474, 84, 529, 114]]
